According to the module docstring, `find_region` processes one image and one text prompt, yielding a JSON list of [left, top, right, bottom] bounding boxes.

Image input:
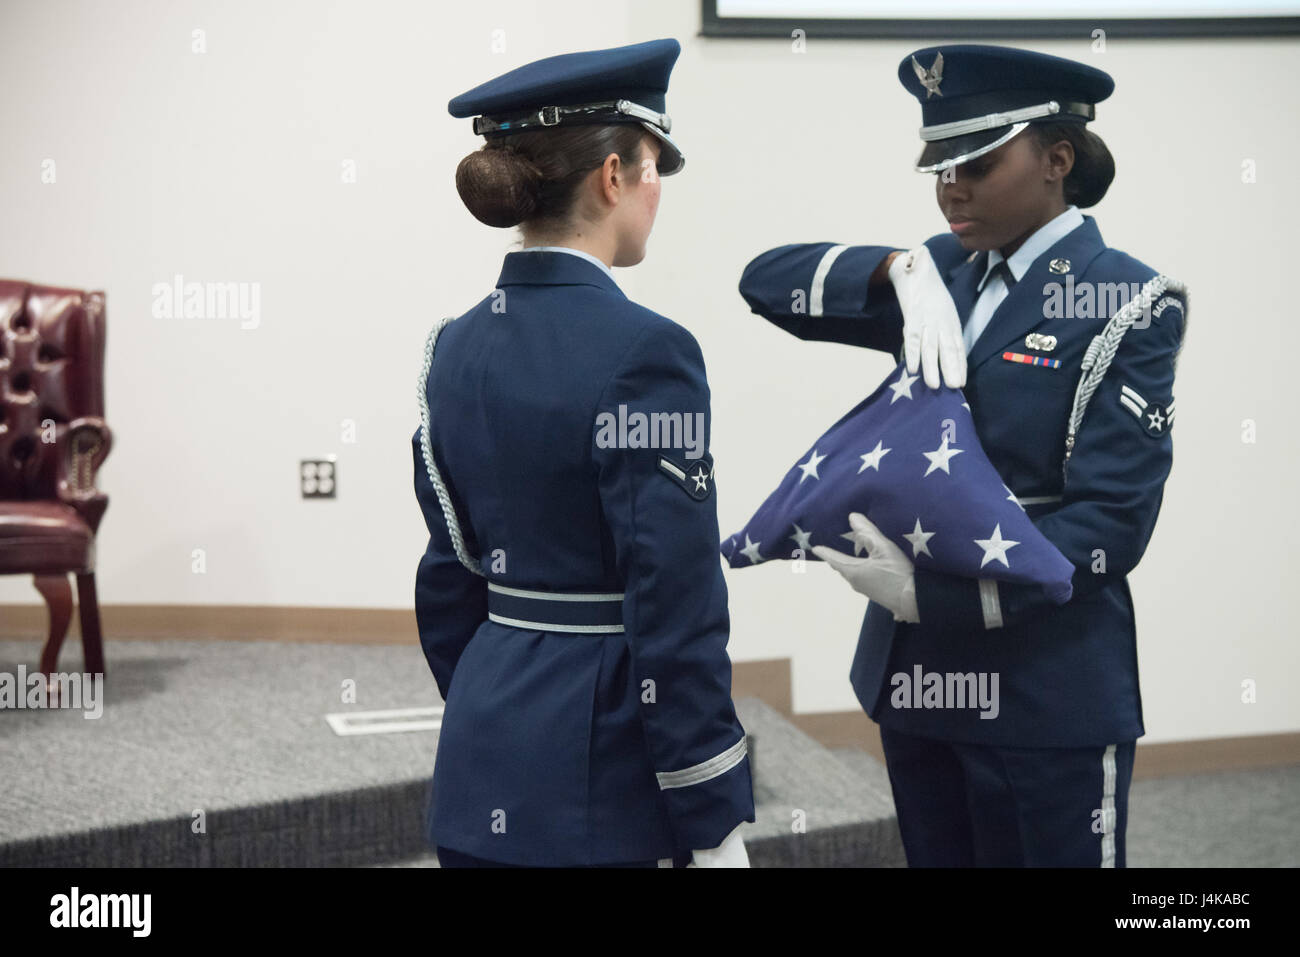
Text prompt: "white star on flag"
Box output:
[[858, 440, 891, 473], [740, 534, 764, 564], [789, 524, 812, 552], [797, 449, 827, 483], [975, 523, 1020, 568], [1002, 482, 1026, 511], [888, 370, 919, 404], [922, 436, 964, 476], [840, 527, 868, 556], [903, 517, 935, 558]]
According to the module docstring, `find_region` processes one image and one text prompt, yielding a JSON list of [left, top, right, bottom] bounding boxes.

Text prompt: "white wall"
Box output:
[[1, 0, 1295, 744]]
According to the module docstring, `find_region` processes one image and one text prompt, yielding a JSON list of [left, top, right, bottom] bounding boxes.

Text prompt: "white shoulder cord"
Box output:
[[418, 316, 485, 578], [1063, 274, 1189, 480]]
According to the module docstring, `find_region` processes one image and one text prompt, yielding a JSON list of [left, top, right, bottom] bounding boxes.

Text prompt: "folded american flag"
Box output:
[[721, 360, 1075, 604]]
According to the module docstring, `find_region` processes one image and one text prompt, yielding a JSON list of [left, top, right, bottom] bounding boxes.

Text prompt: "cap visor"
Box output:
[[915, 124, 1027, 174], [641, 121, 684, 176]]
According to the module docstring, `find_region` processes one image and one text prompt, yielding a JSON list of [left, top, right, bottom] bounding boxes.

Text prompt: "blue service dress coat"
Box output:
[[738, 216, 1187, 749], [413, 249, 755, 866]]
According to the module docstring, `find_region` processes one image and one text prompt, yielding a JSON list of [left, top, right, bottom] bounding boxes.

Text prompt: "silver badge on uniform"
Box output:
[[1025, 333, 1058, 352], [1048, 258, 1071, 274]]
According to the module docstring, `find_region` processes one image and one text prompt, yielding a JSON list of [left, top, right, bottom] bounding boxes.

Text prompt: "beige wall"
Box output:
[[1, 0, 1296, 744]]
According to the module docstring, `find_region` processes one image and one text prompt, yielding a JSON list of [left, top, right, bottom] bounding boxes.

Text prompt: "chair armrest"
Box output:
[[57, 416, 112, 533]]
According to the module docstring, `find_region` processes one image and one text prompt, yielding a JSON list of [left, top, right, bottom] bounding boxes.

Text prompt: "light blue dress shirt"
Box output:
[[963, 205, 1084, 354], [518, 245, 618, 283]]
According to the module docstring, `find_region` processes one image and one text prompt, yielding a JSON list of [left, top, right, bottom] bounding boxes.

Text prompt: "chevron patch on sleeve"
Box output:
[[658, 453, 715, 501], [1118, 383, 1175, 437]]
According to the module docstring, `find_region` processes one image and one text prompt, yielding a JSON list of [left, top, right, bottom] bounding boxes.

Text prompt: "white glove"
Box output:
[[811, 512, 920, 623], [687, 823, 750, 868], [889, 245, 967, 390]]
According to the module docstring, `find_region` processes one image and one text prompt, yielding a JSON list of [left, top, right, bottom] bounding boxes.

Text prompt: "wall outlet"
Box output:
[[301, 458, 336, 498]]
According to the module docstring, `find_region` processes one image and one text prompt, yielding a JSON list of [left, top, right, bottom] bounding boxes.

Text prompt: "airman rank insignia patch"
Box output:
[[658, 452, 714, 501], [1119, 383, 1175, 437]]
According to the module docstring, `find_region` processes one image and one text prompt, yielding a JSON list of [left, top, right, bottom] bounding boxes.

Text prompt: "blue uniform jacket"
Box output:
[[738, 216, 1187, 748], [413, 249, 755, 865]]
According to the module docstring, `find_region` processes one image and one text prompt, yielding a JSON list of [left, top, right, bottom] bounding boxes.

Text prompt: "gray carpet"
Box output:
[[3, 637, 1293, 867], [0, 637, 903, 866], [0, 637, 442, 865], [1125, 764, 1299, 867]]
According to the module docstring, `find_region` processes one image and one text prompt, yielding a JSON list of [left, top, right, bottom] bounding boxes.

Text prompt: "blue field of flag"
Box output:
[[721, 360, 1075, 604]]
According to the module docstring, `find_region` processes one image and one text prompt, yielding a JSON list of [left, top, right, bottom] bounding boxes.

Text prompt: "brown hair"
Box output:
[[455, 124, 649, 229], [1027, 121, 1115, 209]]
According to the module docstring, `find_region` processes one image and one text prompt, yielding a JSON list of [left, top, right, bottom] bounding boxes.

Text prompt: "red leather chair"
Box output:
[[0, 281, 111, 677]]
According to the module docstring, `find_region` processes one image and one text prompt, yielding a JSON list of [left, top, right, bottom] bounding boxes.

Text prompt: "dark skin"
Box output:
[[869, 132, 1075, 286]]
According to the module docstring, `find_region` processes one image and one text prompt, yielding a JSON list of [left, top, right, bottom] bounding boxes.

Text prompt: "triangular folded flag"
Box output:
[[721, 360, 1075, 604]]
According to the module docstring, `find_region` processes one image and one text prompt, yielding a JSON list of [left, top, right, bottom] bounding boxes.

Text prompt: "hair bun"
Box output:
[[1067, 127, 1115, 209], [455, 144, 543, 228]]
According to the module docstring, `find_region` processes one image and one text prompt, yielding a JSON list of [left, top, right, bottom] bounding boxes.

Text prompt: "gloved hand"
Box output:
[[687, 823, 750, 868], [889, 245, 967, 390], [812, 512, 920, 623]]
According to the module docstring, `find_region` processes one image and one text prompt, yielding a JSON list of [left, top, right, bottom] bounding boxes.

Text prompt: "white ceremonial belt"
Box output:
[[485, 582, 625, 635], [487, 583, 624, 601], [486, 614, 624, 634]]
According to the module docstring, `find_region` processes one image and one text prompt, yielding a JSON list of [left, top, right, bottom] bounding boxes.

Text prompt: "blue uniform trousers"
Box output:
[[879, 725, 1136, 867]]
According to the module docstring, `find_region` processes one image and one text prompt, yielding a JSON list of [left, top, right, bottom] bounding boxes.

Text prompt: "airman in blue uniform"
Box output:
[[738, 45, 1188, 867], [414, 39, 754, 868]]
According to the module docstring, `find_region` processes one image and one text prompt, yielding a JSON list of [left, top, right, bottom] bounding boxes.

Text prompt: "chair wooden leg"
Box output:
[[35, 573, 73, 675], [75, 572, 106, 675]]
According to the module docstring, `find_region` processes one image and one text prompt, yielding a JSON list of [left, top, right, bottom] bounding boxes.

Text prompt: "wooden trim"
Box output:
[[0, 603, 418, 644], [3, 604, 1295, 777], [1127, 733, 1300, 779], [732, 657, 792, 717]]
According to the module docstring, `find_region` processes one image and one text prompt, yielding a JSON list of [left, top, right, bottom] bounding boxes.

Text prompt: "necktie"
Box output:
[[992, 259, 1017, 289], [952, 253, 987, 331]]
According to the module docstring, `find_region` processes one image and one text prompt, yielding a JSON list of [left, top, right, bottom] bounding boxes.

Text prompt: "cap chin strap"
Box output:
[[473, 98, 670, 136], [914, 121, 1029, 174], [473, 97, 684, 175], [919, 99, 1093, 141]]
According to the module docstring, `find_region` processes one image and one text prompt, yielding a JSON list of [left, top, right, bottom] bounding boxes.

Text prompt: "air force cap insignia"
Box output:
[[911, 52, 944, 98]]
